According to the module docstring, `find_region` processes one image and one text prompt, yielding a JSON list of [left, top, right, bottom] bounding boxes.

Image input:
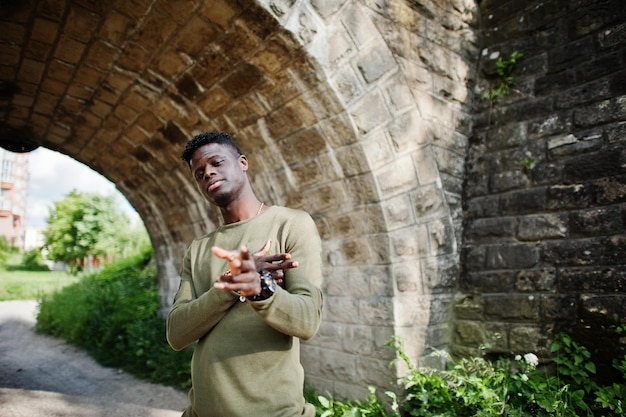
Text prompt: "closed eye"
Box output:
[[193, 159, 224, 180]]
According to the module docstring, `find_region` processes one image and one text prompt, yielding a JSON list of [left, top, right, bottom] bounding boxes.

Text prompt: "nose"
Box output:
[[202, 164, 215, 180]]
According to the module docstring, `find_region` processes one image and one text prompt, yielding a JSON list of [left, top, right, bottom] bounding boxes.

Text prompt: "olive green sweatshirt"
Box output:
[[167, 206, 323, 417]]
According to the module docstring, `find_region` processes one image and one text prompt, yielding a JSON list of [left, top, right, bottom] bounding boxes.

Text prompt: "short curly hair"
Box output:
[[181, 131, 243, 166]]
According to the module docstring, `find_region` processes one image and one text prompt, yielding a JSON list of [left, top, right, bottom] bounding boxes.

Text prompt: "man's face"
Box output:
[[189, 143, 248, 207]]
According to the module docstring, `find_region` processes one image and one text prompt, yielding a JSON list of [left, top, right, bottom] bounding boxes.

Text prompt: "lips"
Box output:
[[208, 179, 223, 192]]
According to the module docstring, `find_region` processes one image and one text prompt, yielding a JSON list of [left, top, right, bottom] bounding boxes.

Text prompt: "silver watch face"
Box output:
[[261, 271, 276, 292], [267, 276, 276, 292]]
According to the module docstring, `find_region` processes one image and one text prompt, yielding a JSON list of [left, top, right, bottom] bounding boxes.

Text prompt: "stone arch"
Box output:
[[0, 0, 479, 398]]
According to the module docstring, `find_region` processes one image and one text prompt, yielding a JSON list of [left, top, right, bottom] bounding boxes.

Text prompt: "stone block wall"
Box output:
[[459, 0, 626, 358], [258, 0, 481, 398]]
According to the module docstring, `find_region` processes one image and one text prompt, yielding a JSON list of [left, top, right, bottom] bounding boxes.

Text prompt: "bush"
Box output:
[[306, 325, 624, 417], [36, 246, 193, 389], [5, 248, 50, 271], [386, 330, 625, 417]]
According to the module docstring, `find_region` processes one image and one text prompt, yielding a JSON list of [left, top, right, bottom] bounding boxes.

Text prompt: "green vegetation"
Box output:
[[0, 236, 18, 265], [521, 156, 538, 173], [0, 270, 79, 301], [44, 190, 149, 274], [481, 51, 524, 101], [36, 247, 193, 390], [0, 237, 72, 300], [5, 248, 50, 271], [305, 385, 399, 417], [307, 329, 625, 417]]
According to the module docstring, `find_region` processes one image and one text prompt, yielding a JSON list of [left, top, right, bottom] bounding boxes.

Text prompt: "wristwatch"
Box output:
[[248, 270, 276, 301]]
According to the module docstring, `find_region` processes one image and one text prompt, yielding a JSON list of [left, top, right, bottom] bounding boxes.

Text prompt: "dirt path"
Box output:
[[0, 300, 188, 417]]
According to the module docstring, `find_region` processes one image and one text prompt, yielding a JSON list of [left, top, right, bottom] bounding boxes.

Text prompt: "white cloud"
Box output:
[[25, 148, 139, 227]]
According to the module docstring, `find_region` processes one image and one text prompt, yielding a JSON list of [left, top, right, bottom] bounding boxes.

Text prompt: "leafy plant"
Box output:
[[521, 157, 538, 173], [306, 385, 399, 417], [481, 51, 524, 101], [383, 331, 625, 417], [551, 333, 597, 393]]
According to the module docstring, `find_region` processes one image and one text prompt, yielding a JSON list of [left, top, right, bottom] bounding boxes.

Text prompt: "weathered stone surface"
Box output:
[[461, 0, 626, 359], [509, 326, 544, 353], [349, 92, 391, 135], [517, 214, 567, 241], [515, 268, 556, 292], [455, 319, 486, 345], [356, 44, 396, 84], [558, 266, 626, 293], [465, 217, 516, 243]]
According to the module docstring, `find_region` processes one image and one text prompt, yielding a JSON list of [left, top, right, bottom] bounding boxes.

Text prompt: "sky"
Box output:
[[25, 147, 140, 228]]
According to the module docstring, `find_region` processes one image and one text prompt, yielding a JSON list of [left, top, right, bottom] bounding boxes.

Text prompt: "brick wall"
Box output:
[[458, 0, 626, 358]]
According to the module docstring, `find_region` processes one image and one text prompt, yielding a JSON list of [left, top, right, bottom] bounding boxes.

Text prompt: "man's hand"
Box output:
[[252, 240, 298, 286], [211, 240, 298, 297]]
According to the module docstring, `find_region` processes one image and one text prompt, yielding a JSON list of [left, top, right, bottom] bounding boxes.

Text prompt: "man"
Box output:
[[167, 130, 323, 417]]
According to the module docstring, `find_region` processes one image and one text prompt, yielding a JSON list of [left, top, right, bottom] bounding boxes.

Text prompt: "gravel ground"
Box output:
[[0, 300, 188, 417]]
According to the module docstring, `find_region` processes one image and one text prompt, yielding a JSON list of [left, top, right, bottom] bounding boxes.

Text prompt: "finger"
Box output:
[[211, 246, 236, 261], [255, 255, 294, 270], [254, 252, 291, 265], [217, 271, 233, 283], [266, 253, 291, 262], [212, 246, 244, 274], [214, 272, 261, 295], [264, 260, 298, 271], [281, 260, 298, 270], [231, 257, 242, 272], [270, 271, 285, 288]]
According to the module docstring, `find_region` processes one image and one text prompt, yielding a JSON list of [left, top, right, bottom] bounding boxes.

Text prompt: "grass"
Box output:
[[0, 269, 80, 301]]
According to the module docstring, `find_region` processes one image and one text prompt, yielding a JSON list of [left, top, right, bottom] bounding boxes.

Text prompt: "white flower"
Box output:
[[524, 353, 538, 367], [521, 374, 529, 382], [515, 355, 521, 361]]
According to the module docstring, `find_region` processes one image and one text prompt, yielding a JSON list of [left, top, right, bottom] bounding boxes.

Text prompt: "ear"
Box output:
[[239, 154, 249, 172]]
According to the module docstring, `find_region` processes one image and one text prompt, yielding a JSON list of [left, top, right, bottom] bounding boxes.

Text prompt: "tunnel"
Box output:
[[2, 0, 494, 398]]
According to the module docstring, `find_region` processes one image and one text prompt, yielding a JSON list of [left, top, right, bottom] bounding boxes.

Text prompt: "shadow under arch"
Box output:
[[0, 0, 478, 400]]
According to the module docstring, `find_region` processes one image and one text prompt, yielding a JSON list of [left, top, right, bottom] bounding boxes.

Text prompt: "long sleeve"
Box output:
[[250, 211, 323, 340], [166, 243, 238, 351]]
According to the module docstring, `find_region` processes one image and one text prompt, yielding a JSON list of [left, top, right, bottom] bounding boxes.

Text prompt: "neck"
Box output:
[[220, 198, 263, 224]]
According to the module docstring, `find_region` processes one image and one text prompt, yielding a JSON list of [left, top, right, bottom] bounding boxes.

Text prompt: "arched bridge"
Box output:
[[3, 0, 624, 399]]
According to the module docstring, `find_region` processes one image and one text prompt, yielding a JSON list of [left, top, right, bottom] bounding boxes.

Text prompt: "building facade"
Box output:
[[0, 150, 29, 249]]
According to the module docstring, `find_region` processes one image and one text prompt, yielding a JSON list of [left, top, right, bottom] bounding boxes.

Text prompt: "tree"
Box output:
[[43, 190, 144, 273]]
